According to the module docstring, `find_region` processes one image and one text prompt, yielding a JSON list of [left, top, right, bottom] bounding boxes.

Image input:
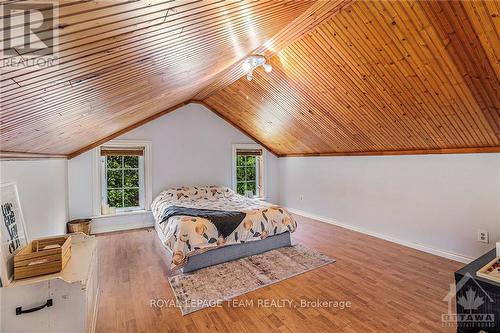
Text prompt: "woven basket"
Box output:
[[67, 219, 92, 235]]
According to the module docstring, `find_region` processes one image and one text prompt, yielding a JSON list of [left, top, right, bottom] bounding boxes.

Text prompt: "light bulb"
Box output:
[[246, 72, 253, 81], [242, 61, 252, 72], [263, 63, 272, 73]]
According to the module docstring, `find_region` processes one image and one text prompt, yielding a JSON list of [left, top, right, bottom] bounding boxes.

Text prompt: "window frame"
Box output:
[[101, 155, 144, 212], [231, 144, 265, 199], [92, 140, 152, 216]]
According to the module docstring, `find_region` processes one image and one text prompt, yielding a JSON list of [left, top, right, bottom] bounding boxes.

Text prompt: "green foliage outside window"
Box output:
[[106, 155, 140, 208], [236, 155, 258, 196]]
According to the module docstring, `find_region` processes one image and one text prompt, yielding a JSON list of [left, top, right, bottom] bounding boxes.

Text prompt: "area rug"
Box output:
[[168, 244, 335, 315]]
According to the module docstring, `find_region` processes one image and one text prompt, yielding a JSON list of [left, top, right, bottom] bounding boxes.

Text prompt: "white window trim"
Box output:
[[231, 143, 266, 200], [100, 154, 144, 212], [92, 140, 152, 216]]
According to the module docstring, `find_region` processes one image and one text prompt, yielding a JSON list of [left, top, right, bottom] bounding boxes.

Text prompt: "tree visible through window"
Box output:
[[236, 155, 258, 196], [105, 155, 141, 208]]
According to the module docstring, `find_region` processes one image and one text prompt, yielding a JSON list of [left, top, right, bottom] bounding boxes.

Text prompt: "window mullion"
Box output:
[[256, 157, 260, 196], [122, 156, 125, 208], [121, 165, 125, 208], [244, 166, 248, 191]]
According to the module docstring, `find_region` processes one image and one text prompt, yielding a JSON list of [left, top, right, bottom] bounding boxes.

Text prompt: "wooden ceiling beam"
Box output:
[[0, 151, 67, 161], [282, 146, 500, 157]]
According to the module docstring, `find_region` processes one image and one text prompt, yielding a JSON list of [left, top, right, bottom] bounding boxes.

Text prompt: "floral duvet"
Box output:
[[151, 186, 297, 269]]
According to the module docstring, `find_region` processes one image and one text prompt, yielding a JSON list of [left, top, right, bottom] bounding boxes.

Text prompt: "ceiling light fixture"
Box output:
[[241, 54, 272, 81]]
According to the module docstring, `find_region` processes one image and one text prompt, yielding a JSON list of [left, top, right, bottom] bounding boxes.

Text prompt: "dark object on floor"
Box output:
[[455, 249, 500, 333]]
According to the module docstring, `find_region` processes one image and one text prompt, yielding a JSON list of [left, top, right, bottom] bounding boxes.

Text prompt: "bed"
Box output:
[[151, 186, 297, 272]]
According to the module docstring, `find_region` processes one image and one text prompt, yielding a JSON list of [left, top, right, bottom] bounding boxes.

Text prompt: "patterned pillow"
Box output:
[[161, 186, 234, 200]]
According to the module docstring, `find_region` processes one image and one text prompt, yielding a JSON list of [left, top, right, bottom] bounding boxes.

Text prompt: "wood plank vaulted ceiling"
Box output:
[[1, 0, 499, 158]]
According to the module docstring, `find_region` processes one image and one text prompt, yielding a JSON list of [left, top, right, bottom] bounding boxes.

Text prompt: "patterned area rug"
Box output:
[[169, 244, 335, 315]]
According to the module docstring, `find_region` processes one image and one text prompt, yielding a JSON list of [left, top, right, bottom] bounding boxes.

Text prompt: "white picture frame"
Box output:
[[0, 182, 29, 286]]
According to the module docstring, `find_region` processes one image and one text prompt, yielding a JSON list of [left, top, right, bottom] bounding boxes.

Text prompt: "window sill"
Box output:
[[91, 209, 151, 220]]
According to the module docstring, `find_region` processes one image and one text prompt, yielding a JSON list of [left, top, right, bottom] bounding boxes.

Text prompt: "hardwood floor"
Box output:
[[95, 215, 463, 332]]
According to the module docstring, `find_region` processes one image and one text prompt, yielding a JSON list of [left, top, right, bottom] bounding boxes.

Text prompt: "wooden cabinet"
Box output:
[[1, 233, 99, 333]]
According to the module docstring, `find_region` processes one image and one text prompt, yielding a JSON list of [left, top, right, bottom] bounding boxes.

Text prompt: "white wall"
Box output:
[[0, 159, 68, 322], [54, 101, 500, 263], [279, 153, 500, 262], [0, 159, 68, 239], [68, 103, 280, 220]]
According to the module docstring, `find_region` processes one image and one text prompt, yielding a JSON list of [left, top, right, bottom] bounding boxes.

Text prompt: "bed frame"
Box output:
[[180, 232, 292, 273], [154, 218, 292, 273]]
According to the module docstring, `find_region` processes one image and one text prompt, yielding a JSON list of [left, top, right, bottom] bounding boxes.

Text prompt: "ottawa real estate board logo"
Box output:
[[1, 1, 59, 69], [442, 272, 495, 328]]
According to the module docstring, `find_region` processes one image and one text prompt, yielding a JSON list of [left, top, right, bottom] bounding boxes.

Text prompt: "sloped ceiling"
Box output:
[[1, 0, 499, 158], [0, 0, 317, 156], [204, 0, 500, 156]]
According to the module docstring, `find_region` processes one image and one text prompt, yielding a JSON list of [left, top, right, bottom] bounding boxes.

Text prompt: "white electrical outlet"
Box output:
[[477, 230, 489, 243]]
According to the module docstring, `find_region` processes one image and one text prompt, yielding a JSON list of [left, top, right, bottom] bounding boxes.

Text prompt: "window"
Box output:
[[232, 144, 265, 198], [93, 140, 152, 215], [102, 150, 144, 210]]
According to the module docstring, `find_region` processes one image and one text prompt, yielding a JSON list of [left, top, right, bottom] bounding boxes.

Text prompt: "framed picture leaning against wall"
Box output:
[[0, 182, 29, 286]]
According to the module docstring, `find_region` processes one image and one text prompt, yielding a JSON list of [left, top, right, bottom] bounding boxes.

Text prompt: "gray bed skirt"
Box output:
[[181, 232, 292, 273]]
